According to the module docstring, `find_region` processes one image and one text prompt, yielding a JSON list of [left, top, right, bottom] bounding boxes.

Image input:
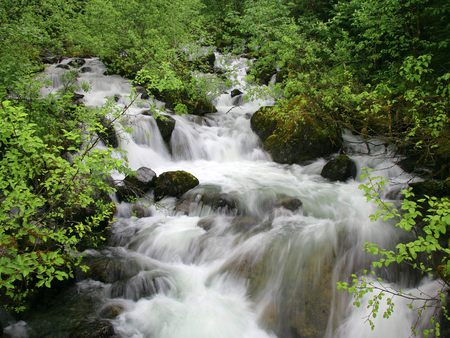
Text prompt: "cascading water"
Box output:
[[22, 55, 443, 338]]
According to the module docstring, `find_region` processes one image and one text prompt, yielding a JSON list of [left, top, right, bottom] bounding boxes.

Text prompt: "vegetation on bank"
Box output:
[[0, 0, 449, 335]]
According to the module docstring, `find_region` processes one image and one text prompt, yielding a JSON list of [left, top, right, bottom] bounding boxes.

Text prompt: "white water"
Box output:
[[34, 56, 442, 338]]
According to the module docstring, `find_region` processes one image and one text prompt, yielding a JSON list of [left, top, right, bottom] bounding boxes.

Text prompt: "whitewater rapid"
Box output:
[[31, 55, 442, 338]]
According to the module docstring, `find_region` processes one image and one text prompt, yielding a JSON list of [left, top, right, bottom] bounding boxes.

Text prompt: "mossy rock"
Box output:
[[250, 106, 278, 141], [155, 115, 176, 142], [321, 155, 357, 182], [251, 100, 342, 164], [409, 179, 450, 198], [154, 170, 200, 201]]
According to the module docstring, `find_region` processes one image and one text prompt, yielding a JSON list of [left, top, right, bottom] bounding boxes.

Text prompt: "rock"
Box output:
[[321, 155, 357, 182], [154, 170, 199, 201], [80, 66, 92, 73], [251, 103, 341, 164], [98, 117, 119, 148], [409, 180, 450, 198], [117, 167, 156, 202], [190, 99, 217, 116], [113, 94, 120, 102], [231, 216, 260, 233], [197, 217, 215, 231], [99, 303, 124, 319], [72, 93, 85, 105], [68, 58, 86, 68], [230, 89, 243, 98], [78, 254, 145, 284], [69, 319, 115, 338], [276, 195, 303, 211], [56, 64, 70, 70], [176, 185, 241, 214], [250, 106, 278, 141], [131, 203, 152, 218], [42, 56, 61, 64], [155, 115, 176, 142]]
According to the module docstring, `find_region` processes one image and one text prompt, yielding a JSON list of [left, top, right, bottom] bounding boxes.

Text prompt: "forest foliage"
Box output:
[[0, 0, 449, 333]]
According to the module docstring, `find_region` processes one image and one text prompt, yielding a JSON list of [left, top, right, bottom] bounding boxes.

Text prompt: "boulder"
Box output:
[[175, 185, 242, 214], [99, 303, 124, 319], [230, 89, 243, 98], [56, 64, 70, 70], [117, 167, 156, 202], [231, 216, 260, 233], [276, 195, 303, 211], [321, 155, 357, 182], [68, 58, 86, 68], [69, 319, 115, 338], [80, 66, 92, 73], [409, 180, 450, 198], [42, 56, 61, 64], [155, 115, 176, 142], [251, 103, 341, 164], [197, 217, 216, 231], [154, 170, 199, 201]]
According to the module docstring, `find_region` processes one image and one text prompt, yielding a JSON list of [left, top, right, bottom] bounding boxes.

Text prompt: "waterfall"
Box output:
[[26, 56, 441, 338]]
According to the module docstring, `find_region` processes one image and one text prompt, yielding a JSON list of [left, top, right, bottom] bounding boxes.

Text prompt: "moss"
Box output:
[[251, 97, 342, 163], [154, 170, 199, 201]]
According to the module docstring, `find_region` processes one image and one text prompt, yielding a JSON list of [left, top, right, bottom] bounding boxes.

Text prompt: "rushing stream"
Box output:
[[14, 56, 442, 338]]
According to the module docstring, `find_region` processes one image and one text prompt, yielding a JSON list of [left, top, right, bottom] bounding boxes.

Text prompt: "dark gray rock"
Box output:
[[99, 304, 124, 319], [80, 66, 92, 73], [230, 89, 243, 98], [155, 115, 176, 142], [117, 167, 156, 202], [409, 180, 450, 198], [68, 58, 86, 68], [56, 64, 70, 70], [321, 155, 357, 182], [42, 56, 61, 64], [69, 319, 115, 338], [276, 195, 302, 211]]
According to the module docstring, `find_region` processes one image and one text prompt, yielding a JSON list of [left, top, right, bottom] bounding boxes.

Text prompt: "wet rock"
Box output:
[[154, 170, 199, 201], [230, 89, 243, 98], [276, 195, 303, 211], [155, 115, 176, 142], [109, 276, 159, 301], [117, 167, 156, 202], [99, 303, 124, 319], [197, 216, 216, 231], [251, 104, 341, 164], [98, 117, 119, 148], [250, 106, 278, 141], [42, 56, 61, 64], [56, 64, 70, 70], [69, 319, 115, 338], [78, 254, 144, 284], [131, 203, 152, 218], [80, 66, 92, 73], [190, 99, 217, 116], [68, 58, 86, 68], [231, 216, 260, 233], [409, 179, 450, 198], [72, 93, 85, 105], [176, 185, 242, 214], [321, 155, 357, 182]]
